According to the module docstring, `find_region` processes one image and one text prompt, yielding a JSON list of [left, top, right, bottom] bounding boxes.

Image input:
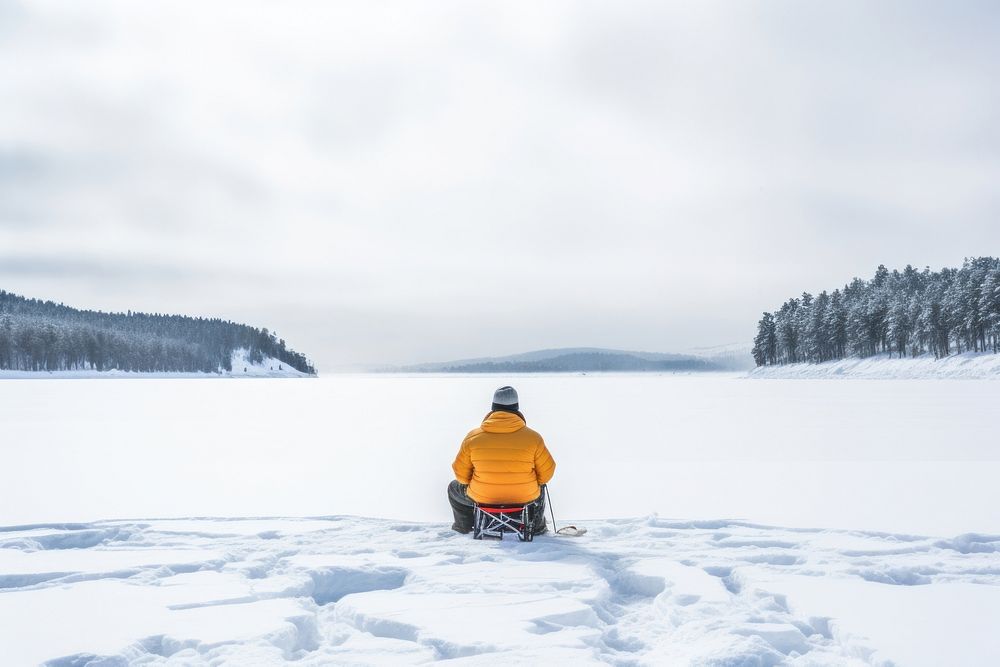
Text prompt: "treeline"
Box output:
[[752, 257, 1000, 366], [0, 290, 315, 374], [443, 352, 720, 373]]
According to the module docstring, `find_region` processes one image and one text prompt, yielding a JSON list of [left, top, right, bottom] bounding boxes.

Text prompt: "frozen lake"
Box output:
[[3, 374, 998, 535]]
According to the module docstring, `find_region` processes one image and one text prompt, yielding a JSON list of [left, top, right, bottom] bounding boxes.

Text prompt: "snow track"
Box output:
[[2, 518, 999, 665]]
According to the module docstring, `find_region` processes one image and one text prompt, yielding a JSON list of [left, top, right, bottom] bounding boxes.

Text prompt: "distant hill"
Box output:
[[0, 290, 316, 375], [388, 347, 738, 373]]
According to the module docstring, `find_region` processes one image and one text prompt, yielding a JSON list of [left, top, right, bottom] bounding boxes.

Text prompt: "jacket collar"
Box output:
[[481, 410, 526, 433]]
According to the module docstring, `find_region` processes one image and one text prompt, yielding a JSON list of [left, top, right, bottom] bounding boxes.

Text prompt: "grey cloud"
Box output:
[[0, 149, 47, 180], [0, 254, 275, 286]]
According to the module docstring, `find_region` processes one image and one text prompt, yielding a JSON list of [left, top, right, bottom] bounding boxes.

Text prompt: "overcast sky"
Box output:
[[1, 1, 998, 368]]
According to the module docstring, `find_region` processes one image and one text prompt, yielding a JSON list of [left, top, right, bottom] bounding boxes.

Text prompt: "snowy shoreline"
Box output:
[[747, 351, 1000, 380], [0, 350, 315, 379], [0, 370, 314, 379]]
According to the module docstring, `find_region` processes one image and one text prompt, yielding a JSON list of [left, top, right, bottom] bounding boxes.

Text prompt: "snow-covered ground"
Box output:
[[748, 352, 1000, 380], [0, 349, 312, 379], [2, 517, 998, 665], [2, 374, 999, 664]]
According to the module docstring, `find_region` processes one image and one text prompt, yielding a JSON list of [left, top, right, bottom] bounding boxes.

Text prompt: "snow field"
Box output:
[[1, 517, 998, 665], [3, 375, 999, 535], [2, 374, 999, 664]]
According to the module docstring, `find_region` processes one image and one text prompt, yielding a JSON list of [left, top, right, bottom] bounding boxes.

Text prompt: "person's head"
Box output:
[[491, 385, 519, 413]]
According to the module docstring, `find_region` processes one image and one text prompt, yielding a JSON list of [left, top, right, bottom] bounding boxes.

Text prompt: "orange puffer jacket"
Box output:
[[452, 411, 556, 504]]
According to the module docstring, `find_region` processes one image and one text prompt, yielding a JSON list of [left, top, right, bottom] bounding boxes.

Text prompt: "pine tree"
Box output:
[[752, 312, 778, 366]]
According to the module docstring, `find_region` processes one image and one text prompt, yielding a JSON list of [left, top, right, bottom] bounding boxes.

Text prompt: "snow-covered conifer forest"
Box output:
[[752, 257, 1000, 366], [0, 290, 315, 374]]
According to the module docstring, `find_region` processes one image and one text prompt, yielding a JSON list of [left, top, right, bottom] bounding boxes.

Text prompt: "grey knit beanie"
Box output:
[[491, 385, 519, 412]]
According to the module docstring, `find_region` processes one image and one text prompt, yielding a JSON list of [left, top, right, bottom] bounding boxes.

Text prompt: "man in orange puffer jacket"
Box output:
[[448, 386, 556, 534]]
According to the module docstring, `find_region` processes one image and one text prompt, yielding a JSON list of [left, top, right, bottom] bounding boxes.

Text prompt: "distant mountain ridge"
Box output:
[[0, 290, 316, 375], [388, 347, 746, 373]]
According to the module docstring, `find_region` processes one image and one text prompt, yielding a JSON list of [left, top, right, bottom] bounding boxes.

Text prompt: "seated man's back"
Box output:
[[456, 410, 555, 505], [448, 386, 556, 533]]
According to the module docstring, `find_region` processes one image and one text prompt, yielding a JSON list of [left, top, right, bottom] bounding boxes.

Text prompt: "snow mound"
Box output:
[[1, 517, 998, 665], [747, 352, 1000, 379], [228, 349, 312, 378]]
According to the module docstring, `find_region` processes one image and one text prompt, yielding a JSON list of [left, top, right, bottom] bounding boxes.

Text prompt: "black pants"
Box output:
[[448, 480, 547, 534]]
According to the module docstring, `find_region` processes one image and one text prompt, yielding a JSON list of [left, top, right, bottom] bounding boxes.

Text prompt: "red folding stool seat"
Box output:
[[473, 503, 533, 541]]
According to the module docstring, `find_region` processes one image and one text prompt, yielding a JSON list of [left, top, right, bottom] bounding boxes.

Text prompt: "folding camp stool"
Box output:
[[472, 503, 534, 541]]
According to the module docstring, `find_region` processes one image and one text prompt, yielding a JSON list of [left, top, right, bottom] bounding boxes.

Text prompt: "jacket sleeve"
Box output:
[[534, 437, 556, 485], [452, 438, 473, 484]]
